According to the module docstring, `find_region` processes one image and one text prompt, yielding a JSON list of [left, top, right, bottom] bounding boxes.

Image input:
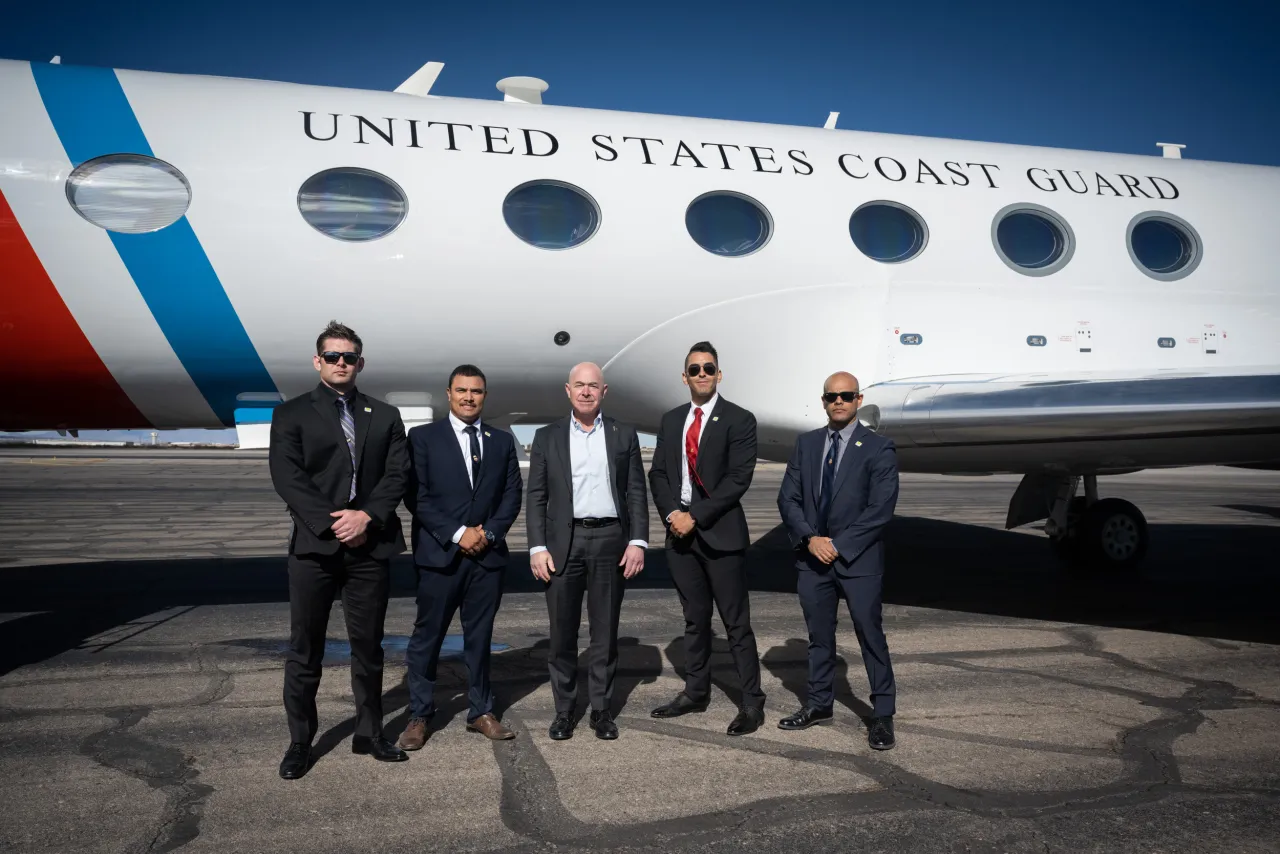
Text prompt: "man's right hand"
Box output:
[[458, 526, 485, 555], [530, 551, 555, 582], [807, 536, 839, 565], [668, 510, 696, 538]]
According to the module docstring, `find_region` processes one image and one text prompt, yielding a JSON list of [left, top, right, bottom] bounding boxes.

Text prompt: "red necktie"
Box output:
[[685, 406, 704, 491]]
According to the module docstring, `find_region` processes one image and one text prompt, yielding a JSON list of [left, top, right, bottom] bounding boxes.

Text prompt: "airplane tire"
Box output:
[[1078, 498, 1148, 570]]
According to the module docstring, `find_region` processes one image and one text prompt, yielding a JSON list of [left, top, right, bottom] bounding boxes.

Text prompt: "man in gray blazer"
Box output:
[[525, 362, 649, 741]]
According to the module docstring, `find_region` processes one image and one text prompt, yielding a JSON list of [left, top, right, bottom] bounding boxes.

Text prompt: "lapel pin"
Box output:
[[363, 407, 372, 413], [855, 440, 863, 447], [712, 416, 719, 422], [484, 431, 491, 437]]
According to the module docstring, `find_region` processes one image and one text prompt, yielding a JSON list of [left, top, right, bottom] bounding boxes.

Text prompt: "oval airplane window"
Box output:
[[503, 181, 600, 249], [65, 154, 191, 234], [992, 204, 1075, 276], [1128, 213, 1201, 280], [298, 168, 407, 242], [685, 192, 772, 257], [849, 201, 927, 262]]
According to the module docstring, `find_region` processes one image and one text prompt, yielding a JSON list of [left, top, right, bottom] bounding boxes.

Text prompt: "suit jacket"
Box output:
[[777, 421, 899, 577], [525, 415, 649, 572], [649, 397, 757, 552], [406, 418, 523, 569], [268, 384, 408, 560]]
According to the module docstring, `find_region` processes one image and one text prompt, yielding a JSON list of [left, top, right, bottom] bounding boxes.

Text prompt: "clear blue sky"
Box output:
[[2, 0, 1278, 166]]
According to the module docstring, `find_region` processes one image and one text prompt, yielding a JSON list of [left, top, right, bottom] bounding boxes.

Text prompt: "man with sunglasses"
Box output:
[[649, 342, 765, 735], [775, 372, 899, 750], [269, 321, 410, 779]]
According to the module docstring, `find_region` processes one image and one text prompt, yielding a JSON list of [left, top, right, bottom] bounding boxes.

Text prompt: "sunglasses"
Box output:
[[822, 391, 860, 403], [320, 351, 360, 366], [686, 362, 718, 378]]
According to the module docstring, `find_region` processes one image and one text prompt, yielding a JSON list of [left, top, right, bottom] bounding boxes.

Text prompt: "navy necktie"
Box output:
[[464, 425, 481, 489], [818, 431, 840, 535]]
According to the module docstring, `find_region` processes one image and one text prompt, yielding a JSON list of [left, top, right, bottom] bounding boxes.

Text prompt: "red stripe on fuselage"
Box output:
[[0, 188, 149, 429]]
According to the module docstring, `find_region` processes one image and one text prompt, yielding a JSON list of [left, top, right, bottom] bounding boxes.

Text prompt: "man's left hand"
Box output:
[[619, 544, 645, 579], [331, 509, 372, 542]]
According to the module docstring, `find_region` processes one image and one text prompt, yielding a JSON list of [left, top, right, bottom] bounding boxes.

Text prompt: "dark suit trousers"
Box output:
[[406, 554, 504, 722], [797, 567, 896, 717], [668, 536, 764, 708], [285, 550, 390, 745], [545, 524, 626, 713]]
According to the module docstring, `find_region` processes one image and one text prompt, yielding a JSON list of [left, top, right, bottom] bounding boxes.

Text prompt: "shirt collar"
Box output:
[[829, 420, 859, 441], [570, 412, 604, 435], [692, 392, 719, 416], [448, 412, 482, 434], [317, 382, 357, 403]]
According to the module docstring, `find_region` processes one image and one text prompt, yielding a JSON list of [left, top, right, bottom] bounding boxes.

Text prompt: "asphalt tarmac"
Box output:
[[1, 448, 1278, 853]]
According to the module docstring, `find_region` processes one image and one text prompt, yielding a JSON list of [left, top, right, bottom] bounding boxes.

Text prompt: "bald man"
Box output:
[[776, 372, 900, 750], [525, 363, 649, 740]]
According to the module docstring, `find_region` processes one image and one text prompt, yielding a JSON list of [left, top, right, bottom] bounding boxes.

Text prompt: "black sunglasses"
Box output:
[[321, 351, 360, 366], [686, 362, 718, 378], [822, 391, 860, 403]]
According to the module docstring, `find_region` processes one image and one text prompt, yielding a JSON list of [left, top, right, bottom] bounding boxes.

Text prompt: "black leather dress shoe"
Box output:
[[868, 716, 895, 750], [549, 712, 575, 741], [279, 742, 311, 780], [590, 710, 619, 740], [351, 735, 409, 762], [727, 706, 765, 736], [650, 692, 709, 719], [778, 706, 834, 731]]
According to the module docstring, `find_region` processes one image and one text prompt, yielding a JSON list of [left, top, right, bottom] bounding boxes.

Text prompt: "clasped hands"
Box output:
[[667, 510, 696, 538], [330, 509, 371, 547], [457, 525, 491, 557], [807, 535, 839, 565]]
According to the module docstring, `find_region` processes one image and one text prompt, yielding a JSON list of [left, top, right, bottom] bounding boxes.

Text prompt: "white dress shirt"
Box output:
[[448, 412, 483, 544], [529, 414, 647, 555], [679, 393, 719, 505]]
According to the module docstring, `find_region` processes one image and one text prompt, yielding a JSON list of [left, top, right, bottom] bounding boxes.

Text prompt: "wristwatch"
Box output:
[[484, 529, 496, 544]]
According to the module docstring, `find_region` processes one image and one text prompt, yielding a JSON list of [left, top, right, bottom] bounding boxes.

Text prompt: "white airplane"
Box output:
[[2, 58, 1277, 569]]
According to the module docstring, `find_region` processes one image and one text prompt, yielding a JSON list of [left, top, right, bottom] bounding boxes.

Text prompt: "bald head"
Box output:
[[566, 362, 607, 425], [823, 372, 859, 394], [822, 372, 862, 429]]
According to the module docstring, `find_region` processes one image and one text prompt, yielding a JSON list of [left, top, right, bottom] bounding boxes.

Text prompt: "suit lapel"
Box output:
[[438, 419, 472, 489], [310, 387, 345, 447], [808, 429, 825, 508], [553, 417, 572, 494], [603, 416, 619, 502], [352, 392, 373, 470], [830, 424, 865, 499], [668, 406, 689, 484]]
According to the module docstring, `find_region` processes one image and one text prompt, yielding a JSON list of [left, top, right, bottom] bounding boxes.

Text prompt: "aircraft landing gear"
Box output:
[[1043, 476, 1149, 570], [1008, 473, 1150, 569]]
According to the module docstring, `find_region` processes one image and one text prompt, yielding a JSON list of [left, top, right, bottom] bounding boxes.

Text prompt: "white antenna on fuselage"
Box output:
[[395, 61, 445, 97], [1157, 142, 1186, 159], [824, 111, 839, 129]]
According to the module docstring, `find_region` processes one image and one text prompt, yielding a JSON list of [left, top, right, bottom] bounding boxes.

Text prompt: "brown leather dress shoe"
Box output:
[[397, 717, 428, 751], [466, 713, 515, 740]]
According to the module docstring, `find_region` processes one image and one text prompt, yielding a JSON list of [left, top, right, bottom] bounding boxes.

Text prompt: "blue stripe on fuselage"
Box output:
[[30, 62, 278, 427]]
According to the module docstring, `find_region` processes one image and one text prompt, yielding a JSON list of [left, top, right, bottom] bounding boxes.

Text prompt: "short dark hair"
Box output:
[[448, 364, 487, 388], [686, 341, 719, 364], [316, 320, 362, 356]]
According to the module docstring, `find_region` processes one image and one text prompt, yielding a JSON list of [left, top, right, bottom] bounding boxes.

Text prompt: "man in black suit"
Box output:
[[399, 365, 523, 750], [776, 372, 899, 750], [268, 321, 410, 779], [648, 341, 765, 735], [525, 362, 648, 741]]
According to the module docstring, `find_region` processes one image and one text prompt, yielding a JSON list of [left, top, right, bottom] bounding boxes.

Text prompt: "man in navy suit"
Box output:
[[400, 365, 523, 749], [776, 371, 900, 750]]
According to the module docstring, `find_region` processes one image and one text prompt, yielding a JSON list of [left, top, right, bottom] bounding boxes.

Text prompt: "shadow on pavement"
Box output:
[[3, 516, 1278, 677]]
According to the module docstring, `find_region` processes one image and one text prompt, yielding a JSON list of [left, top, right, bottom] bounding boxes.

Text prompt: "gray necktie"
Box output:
[[337, 396, 357, 502]]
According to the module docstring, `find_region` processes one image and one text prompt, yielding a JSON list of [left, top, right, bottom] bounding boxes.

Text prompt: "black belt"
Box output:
[[573, 517, 618, 528]]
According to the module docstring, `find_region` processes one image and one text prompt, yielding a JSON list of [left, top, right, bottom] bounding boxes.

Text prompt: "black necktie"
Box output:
[[818, 431, 840, 535], [464, 425, 481, 489]]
